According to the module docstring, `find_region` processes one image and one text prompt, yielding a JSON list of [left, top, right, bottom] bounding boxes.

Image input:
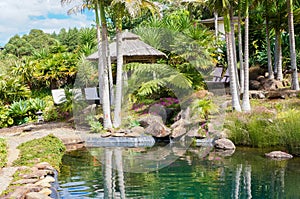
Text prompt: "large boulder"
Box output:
[[214, 138, 236, 150], [260, 79, 284, 90], [138, 115, 171, 138], [265, 151, 293, 159]]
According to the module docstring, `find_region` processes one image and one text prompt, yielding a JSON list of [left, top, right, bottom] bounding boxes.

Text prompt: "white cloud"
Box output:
[[0, 0, 94, 46]]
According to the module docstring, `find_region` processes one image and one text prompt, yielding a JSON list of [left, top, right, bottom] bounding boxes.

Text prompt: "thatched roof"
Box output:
[[86, 31, 166, 63]]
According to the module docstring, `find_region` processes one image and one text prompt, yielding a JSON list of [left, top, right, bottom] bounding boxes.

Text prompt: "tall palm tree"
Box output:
[[208, 0, 241, 111], [242, 0, 251, 112], [111, 0, 158, 127], [61, 0, 113, 128], [238, 0, 244, 93], [287, 0, 300, 90]]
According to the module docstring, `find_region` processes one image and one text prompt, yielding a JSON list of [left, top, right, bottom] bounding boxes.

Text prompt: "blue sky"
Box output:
[[0, 0, 95, 46]]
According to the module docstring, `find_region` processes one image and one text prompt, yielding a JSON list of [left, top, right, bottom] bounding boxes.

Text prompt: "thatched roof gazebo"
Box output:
[[86, 31, 166, 63]]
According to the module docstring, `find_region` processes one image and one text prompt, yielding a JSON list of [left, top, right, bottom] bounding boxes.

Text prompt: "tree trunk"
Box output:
[[265, 9, 274, 79], [107, 40, 114, 105], [224, 12, 241, 112], [242, 0, 251, 112], [288, 0, 299, 90], [238, 2, 244, 93], [99, 0, 112, 128], [230, 8, 240, 95], [113, 9, 123, 128], [214, 12, 218, 39], [95, 4, 103, 104], [275, 29, 283, 81]]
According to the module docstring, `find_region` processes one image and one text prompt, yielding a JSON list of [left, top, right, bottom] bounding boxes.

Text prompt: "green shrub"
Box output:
[[0, 138, 7, 168], [226, 108, 300, 150]]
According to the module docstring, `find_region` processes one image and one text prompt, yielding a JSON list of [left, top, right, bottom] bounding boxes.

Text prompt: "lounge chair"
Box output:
[[206, 67, 230, 94], [84, 87, 101, 104], [51, 89, 67, 105], [70, 88, 84, 101]]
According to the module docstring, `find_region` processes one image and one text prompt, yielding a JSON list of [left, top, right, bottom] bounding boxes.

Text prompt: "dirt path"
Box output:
[[0, 122, 82, 195]]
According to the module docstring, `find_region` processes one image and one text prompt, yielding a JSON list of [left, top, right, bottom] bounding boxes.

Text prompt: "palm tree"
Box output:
[[111, 0, 158, 127], [61, 0, 113, 128], [238, 0, 244, 93], [287, 0, 300, 90], [264, 0, 274, 79], [242, 0, 251, 112], [208, 0, 241, 111]]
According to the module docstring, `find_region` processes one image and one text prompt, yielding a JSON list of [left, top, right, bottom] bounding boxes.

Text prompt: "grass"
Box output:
[[0, 138, 7, 168], [225, 99, 300, 152], [13, 134, 66, 171]]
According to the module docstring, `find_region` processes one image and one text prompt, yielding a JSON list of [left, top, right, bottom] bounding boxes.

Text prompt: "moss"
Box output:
[[12, 134, 66, 171], [0, 138, 7, 168]]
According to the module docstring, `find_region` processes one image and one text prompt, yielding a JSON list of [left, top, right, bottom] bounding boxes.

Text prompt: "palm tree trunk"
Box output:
[[95, 4, 103, 104], [230, 8, 240, 95], [107, 40, 114, 105], [99, 0, 112, 128], [265, 5, 274, 79], [275, 29, 283, 81], [238, 1, 244, 93], [113, 9, 123, 128], [214, 12, 218, 38], [288, 0, 299, 90], [224, 12, 241, 112], [242, 0, 251, 112]]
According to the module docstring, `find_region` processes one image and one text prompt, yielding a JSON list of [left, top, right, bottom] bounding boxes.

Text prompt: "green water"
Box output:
[[58, 146, 300, 198]]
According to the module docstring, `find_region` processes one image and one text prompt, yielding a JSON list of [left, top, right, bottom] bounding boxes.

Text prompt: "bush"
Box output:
[[226, 108, 300, 150]]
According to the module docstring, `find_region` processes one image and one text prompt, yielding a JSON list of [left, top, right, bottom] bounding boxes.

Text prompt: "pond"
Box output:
[[58, 145, 300, 198]]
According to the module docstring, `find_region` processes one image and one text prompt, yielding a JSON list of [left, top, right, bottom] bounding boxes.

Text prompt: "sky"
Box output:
[[0, 0, 95, 46]]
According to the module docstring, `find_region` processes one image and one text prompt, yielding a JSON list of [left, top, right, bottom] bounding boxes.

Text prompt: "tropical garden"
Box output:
[[0, 0, 300, 146]]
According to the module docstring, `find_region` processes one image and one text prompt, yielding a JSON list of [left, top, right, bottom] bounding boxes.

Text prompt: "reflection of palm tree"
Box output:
[[244, 165, 252, 199], [234, 164, 242, 199], [103, 148, 126, 198]]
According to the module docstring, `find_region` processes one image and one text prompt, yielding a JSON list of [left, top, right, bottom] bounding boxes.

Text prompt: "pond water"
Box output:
[[58, 145, 300, 199]]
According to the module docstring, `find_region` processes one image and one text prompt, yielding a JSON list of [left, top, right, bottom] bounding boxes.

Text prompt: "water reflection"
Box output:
[[58, 146, 300, 199]]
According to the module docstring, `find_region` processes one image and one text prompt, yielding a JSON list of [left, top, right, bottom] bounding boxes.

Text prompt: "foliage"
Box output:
[[226, 104, 300, 150], [192, 97, 217, 120], [0, 138, 7, 168], [13, 134, 66, 171], [87, 115, 104, 133], [0, 75, 31, 104]]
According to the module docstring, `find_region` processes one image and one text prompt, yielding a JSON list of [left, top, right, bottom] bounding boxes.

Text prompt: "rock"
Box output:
[[261, 79, 284, 90], [214, 138, 236, 150], [215, 149, 235, 157], [101, 132, 112, 138], [8, 185, 42, 199], [23, 125, 35, 132], [265, 151, 293, 159], [34, 162, 54, 171], [39, 188, 52, 196], [186, 127, 200, 138], [139, 115, 172, 138], [125, 126, 144, 137], [60, 137, 84, 145], [111, 132, 125, 137], [26, 192, 52, 199], [12, 178, 39, 185], [138, 115, 164, 127], [249, 80, 261, 90], [170, 119, 189, 138], [34, 181, 52, 188], [148, 104, 167, 123], [266, 91, 286, 99], [65, 143, 85, 151], [171, 125, 187, 139]]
